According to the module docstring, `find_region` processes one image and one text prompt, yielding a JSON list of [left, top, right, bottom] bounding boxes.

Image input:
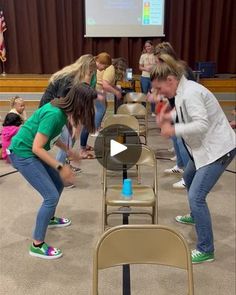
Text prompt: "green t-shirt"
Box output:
[[9, 103, 67, 158], [90, 73, 97, 89]]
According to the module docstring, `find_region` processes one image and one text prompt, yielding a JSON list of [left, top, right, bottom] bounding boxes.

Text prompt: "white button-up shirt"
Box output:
[[174, 76, 235, 169]]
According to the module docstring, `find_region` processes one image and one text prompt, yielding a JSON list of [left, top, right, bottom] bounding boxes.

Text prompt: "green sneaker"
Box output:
[[29, 243, 63, 260], [175, 214, 195, 225], [191, 249, 214, 264], [48, 217, 71, 228]]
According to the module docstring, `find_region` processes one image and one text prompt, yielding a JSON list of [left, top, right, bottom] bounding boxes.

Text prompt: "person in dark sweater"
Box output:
[[39, 55, 97, 173]]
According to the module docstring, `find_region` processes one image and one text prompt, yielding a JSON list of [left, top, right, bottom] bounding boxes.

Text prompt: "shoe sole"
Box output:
[[29, 251, 63, 260], [192, 258, 215, 264], [48, 221, 72, 229], [65, 185, 76, 189], [172, 185, 186, 189], [175, 217, 195, 225]]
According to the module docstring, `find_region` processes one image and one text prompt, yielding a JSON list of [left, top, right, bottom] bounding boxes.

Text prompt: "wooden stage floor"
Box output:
[[0, 74, 235, 108]]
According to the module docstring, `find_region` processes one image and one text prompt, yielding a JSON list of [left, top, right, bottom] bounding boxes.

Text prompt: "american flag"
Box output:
[[0, 10, 7, 62]]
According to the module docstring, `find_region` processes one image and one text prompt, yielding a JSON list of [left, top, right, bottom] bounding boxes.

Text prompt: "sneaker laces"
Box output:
[[192, 249, 202, 258], [183, 214, 191, 219], [172, 165, 182, 172]]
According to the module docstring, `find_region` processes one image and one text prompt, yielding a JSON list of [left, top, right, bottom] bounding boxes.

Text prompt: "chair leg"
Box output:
[[152, 207, 155, 224], [154, 205, 158, 224], [103, 204, 108, 231], [137, 165, 141, 184]]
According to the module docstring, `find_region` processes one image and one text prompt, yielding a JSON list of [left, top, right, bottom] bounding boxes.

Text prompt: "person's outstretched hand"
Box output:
[[59, 164, 75, 186]]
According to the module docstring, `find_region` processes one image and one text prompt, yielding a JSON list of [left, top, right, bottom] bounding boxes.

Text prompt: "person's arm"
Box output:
[[102, 80, 122, 99], [139, 63, 153, 73], [55, 138, 81, 161], [32, 133, 75, 184], [139, 54, 152, 72], [175, 92, 209, 138]]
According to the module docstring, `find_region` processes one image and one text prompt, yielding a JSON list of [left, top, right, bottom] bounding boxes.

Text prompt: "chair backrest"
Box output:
[[103, 144, 157, 194], [93, 225, 194, 295], [124, 92, 147, 103], [103, 114, 139, 133], [105, 144, 156, 167], [117, 103, 147, 117]]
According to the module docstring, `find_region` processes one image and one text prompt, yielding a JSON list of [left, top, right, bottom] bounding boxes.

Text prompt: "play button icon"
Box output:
[[94, 123, 142, 171], [110, 139, 127, 157]]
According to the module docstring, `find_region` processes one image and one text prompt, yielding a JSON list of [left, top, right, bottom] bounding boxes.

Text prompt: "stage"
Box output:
[[0, 74, 235, 108]]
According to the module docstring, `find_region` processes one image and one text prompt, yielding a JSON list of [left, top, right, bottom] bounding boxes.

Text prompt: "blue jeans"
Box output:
[[172, 136, 190, 168], [95, 99, 106, 130], [80, 126, 89, 149], [80, 100, 106, 148], [9, 153, 64, 241], [140, 76, 155, 113], [56, 126, 72, 163], [183, 148, 235, 253]]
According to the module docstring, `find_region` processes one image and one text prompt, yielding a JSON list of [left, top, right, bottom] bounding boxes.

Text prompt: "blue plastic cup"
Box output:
[[122, 178, 133, 198]]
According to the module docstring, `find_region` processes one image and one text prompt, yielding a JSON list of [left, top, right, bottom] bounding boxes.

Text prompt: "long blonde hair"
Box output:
[[49, 54, 96, 84], [73, 54, 96, 85]]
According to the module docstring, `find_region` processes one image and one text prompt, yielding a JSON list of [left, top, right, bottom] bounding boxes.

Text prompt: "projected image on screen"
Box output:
[[142, 0, 163, 25], [85, 0, 165, 37]]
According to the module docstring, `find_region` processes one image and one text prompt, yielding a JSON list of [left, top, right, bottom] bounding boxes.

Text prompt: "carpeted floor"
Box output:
[[0, 114, 235, 295]]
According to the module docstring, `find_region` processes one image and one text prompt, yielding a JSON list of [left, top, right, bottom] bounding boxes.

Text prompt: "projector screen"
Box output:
[[85, 0, 165, 37]]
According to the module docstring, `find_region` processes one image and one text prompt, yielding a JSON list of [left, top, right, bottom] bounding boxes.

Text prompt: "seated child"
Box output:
[[1, 96, 26, 162]]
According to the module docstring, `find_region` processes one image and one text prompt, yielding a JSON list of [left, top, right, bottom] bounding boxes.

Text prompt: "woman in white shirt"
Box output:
[[139, 40, 156, 116], [151, 54, 236, 264]]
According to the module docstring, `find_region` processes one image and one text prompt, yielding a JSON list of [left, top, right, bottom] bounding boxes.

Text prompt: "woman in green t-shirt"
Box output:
[[9, 83, 97, 260]]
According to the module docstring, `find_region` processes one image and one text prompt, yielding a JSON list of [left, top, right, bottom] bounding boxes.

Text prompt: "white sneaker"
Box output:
[[164, 165, 184, 174], [170, 155, 177, 161], [65, 183, 76, 189], [168, 147, 174, 153], [173, 178, 186, 189], [90, 131, 100, 137], [151, 112, 156, 117]]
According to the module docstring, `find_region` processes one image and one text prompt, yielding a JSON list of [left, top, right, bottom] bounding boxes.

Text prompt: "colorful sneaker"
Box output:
[[48, 217, 71, 228], [173, 178, 186, 189], [29, 243, 62, 260], [175, 214, 195, 225], [164, 165, 184, 174], [191, 249, 214, 264]]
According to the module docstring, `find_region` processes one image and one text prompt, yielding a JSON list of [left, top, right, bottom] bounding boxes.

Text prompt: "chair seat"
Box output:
[[106, 185, 155, 206]]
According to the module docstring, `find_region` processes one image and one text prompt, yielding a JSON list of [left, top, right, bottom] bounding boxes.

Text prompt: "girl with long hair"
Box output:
[[9, 83, 96, 259]]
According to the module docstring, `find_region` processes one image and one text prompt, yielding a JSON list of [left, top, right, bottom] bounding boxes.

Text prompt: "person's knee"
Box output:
[[183, 174, 191, 189], [43, 194, 60, 209], [188, 188, 206, 212]]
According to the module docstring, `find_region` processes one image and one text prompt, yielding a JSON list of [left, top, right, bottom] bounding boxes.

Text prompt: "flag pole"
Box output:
[[1, 60, 6, 76]]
